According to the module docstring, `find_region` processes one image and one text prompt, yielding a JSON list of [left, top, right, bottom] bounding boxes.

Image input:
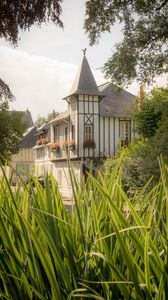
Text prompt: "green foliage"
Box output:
[[0, 0, 63, 115], [0, 109, 27, 163], [134, 87, 168, 138], [0, 161, 168, 299], [0, 79, 15, 107], [35, 110, 59, 127], [105, 87, 168, 193], [84, 0, 168, 86]]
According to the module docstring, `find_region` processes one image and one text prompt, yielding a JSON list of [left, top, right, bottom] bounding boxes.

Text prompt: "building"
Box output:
[[34, 53, 136, 197], [10, 110, 38, 184]]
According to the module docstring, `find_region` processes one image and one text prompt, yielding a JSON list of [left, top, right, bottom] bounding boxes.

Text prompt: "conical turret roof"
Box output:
[[64, 54, 103, 99]]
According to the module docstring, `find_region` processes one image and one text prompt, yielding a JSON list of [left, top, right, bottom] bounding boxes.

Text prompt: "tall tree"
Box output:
[[0, 0, 63, 161], [35, 110, 59, 127], [0, 0, 63, 102], [134, 87, 168, 138], [0, 108, 27, 163], [85, 0, 168, 86], [0, 0, 63, 45], [104, 86, 168, 194]]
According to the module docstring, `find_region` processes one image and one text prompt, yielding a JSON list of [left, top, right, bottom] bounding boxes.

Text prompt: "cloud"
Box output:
[[0, 46, 78, 120], [0, 46, 167, 123], [0, 46, 107, 121]]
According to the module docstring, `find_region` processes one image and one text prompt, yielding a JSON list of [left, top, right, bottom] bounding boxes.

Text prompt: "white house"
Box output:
[[4, 110, 38, 184], [34, 53, 136, 197]]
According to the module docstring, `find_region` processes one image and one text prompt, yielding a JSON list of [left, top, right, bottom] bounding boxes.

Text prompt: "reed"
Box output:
[[0, 160, 167, 299]]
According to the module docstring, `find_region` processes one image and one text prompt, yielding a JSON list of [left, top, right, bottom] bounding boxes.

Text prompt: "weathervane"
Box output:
[[81, 48, 87, 56]]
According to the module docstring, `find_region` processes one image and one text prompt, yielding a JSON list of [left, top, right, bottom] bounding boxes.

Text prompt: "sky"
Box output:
[[0, 0, 167, 121]]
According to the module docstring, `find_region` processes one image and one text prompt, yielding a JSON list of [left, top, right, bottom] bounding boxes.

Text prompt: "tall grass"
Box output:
[[0, 160, 167, 299]]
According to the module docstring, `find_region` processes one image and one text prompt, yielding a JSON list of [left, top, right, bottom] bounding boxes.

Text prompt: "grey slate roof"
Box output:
[[99, 82, 136, 117], [20, 126, 38, 148], [9, 109, 34, 127], [64, 55, 103, 98], [38, 123, 50, 131], [22, 109, 34, 127]]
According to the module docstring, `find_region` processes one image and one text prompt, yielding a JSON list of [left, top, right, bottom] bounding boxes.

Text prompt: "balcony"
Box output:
[[62, 140, 76, 151]]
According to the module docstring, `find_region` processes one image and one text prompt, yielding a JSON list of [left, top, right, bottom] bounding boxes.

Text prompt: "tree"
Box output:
[[0, 0, 63, 105], [104, 86, 168, 194], [134, 87, 168, 138], [84, 0, 168, 86], [0, 0, 63, 160], [35, 110, 59, 127], [0, 0, 63, 46], [0, 108, 27, 163], [0, 79, 15, 108]]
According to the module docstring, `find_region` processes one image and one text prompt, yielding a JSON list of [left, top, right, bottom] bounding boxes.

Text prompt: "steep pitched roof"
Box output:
[[99, 82, 136, 117], [9, 109, 34, 127], [22, 109, 34, 127], [20, 126, 38, 148], [64, 55, 103, 98]]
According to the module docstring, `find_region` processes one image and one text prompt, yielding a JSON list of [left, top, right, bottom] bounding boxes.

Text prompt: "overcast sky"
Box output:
[[0, 0, 167, 121]]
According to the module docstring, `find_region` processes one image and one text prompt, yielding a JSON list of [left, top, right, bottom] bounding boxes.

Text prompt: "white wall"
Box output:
[[100, 117, 120, 156], [52, 160, 82, 198]]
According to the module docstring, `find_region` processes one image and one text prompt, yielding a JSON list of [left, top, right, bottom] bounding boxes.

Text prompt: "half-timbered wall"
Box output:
[[99, 116, 133, 156], [77, 94, 100, 158], [100, 117, 119, 156]]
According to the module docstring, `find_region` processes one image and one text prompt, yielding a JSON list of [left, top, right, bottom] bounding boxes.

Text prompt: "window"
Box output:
[[72, 125, 75, 140], [65, 126, 68, 141], [84, 125, 93, 141], [57, 170, 62, 186], [54, 125, 60, 141], [119, 119, 131, 146]]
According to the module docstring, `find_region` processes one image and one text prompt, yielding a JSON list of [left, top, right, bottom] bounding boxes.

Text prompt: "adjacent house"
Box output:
[[10, 110, 38, 184], [34, 53, 136, 197]]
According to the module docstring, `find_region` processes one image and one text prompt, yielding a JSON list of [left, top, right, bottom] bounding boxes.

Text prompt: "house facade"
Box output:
[[7, 110, 38, 184], [34, 53, 136, 197], [11, 126, 38, 184]]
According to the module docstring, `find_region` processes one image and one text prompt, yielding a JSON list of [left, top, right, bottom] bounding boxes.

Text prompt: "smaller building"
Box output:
[[9, 110, 38, 184], [33, 122, 52, 176]]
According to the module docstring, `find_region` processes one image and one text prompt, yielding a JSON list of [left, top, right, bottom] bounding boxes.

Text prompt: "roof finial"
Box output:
[[81, 48, 87, 56]]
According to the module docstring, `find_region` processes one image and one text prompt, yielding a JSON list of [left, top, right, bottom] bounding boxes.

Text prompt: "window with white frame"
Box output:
[[54, 125, 60, 141], [84, 124, 93, 141], [119, 119, 131, 146]]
